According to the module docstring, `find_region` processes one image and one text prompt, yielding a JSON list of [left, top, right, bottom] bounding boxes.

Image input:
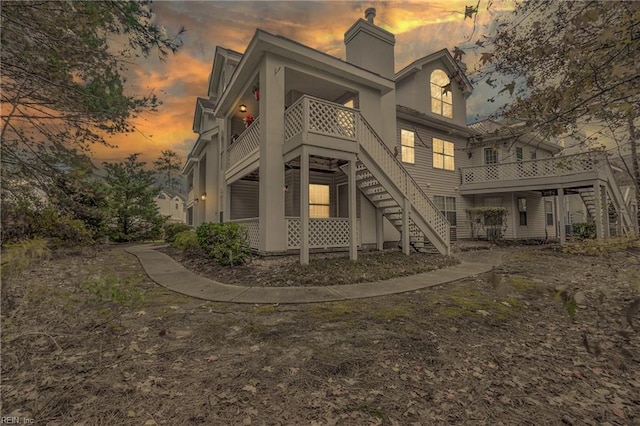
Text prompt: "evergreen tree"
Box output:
[[103, 154, 165, 241], [1, 1, 183, 218], [153, 150, 182, 191]]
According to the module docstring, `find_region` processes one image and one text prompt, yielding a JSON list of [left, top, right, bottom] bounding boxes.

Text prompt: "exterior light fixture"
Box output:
[[201, 193, 207, 201], [239, 104, 247, 113], [283, 185, 289, 192]]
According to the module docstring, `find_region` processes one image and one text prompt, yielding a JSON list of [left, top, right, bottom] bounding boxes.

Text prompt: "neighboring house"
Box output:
[[154, 189, 186, 223], [183, 8, 637, 263]]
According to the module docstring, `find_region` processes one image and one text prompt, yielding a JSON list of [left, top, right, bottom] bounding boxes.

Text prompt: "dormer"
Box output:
[[396, 49, 473, 127], [206, 46, 243, 102], [192, 97, 216, 133]]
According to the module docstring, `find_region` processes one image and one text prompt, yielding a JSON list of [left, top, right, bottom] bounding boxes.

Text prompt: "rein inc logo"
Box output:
[[1, 417, 34, 424]]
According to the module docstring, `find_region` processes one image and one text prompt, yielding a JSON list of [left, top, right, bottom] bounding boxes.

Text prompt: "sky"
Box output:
[[98, 0, 512, 165]]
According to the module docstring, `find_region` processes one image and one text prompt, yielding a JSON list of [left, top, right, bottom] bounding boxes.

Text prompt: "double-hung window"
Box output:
[[433, 138, 455, 171], [434, 195, 457, 226], [401, 129, 415, 164], [309, 184, 330, 218]]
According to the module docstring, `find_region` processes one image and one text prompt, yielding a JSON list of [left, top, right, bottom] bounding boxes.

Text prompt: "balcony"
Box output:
[[284, 95, 359, 158], [459, 151, 605, 194], [226, 116, 260, 181]]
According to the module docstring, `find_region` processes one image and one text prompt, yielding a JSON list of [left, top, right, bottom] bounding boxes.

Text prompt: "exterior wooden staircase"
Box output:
[[353, 115, 450, 255]]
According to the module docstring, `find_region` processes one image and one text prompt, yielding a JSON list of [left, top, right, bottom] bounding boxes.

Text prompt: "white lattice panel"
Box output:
[[228, 117, 260, 170], [460, 152, 600, 184], [307, 98, 356, 139], [287, 218, 359, 249], [285, 101, 304, 140], [230, 219, 259, 249]]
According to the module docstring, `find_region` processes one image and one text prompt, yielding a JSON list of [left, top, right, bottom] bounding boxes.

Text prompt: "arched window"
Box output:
[[430, 69, 453, 118]]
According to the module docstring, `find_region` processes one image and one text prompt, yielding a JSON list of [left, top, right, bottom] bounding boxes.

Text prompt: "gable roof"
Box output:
[[395, 49, 473, 95], [192, 96, 216, 133], [468, 118, 562, 153], [157, 188, 186, 201], [214, 29, 396, 117], [207, 46, 243, 99]]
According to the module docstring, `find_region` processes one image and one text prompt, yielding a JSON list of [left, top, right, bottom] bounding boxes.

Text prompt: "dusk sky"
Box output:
[[99, 1, 512, 165]]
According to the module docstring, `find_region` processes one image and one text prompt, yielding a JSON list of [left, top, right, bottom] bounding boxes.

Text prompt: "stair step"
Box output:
[[371, 193, 392, 202], [376, 200, 397, 208], [381, 206, 402, 214], [362, 185, 385, 195]]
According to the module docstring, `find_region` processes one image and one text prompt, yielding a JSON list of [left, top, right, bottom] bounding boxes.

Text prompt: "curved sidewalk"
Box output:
[[126, 244, 505, 304]]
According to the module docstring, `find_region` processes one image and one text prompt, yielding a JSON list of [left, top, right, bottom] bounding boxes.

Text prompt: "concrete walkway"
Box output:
[[126, 244, 505, 304]]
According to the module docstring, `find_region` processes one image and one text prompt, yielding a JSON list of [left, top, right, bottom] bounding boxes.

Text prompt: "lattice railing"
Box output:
[[460, 151, 601, 184], [285, 96, 357, 142], [284, 100, 304, 140], [307, 97, 356, 140], [286, 217, 360, 249], [357, 116, 450, 247], [229, 218, 259, 249], [227, 117, 260, 171]]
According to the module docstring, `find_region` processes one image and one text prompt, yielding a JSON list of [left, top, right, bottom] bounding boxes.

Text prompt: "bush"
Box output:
[[172, 230, 199, 252], [196, 222, 250, 266], [572, 222, 596, 240], [164, 223, 192, 243], [563, 236, 638, 256]]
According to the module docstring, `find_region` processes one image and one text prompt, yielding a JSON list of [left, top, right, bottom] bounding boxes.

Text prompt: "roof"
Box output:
[[395, 49, 473, 96], [468, 118, 562, 153], [396, 105, 475, 138], [157, 188, 186, 201], [214, 29, 396, 117]]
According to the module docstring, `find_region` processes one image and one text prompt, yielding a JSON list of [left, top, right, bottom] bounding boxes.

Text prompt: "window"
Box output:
[[433, 138, 455, 170], [175, 203, 179, 210], [545, 201, 554, 226], [516, 147, 523, 161], [484, 147, 498, 164], [401, 129, 415, 164], [309, 184, 330, 218], [518, 197, 527, 226], [430, 69, 453, 118], [434, 196, 457, 226]]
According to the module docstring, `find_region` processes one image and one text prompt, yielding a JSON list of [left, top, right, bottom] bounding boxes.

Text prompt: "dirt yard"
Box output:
[[1, 243, 639, 425]]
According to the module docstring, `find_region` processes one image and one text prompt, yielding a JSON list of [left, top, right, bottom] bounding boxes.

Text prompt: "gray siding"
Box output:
[[230, 180, 259, 219], [396, 118, 474, 239]]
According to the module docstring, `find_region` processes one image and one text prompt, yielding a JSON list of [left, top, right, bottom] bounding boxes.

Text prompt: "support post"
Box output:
[[348, 156, 358, 261], [376, 208, 384, 251], [558, 188, 566, 244], [300, 147, 310, 265], [402, 197, 410, 255], [594, 182, 604, 239], [602, 185, 610, 238]]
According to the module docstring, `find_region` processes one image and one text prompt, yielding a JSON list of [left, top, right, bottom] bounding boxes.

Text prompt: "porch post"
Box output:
[[593, 182, 604, 239], [258, 54, 287, 252], [557, 188, 566, 244], [376, 208, 384, 251], [223, 184, 231, 223], [402, 197, 410, 255], [300, 147, 310, 265], [348, 155, 357, 261]]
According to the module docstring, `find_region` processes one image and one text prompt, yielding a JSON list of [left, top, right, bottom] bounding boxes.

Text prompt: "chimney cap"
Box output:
[[365, 7, 376, 24]]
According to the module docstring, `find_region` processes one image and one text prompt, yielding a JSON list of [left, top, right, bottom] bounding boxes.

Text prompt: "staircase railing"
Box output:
[[356, 115, 450, 248], [602, 156, 636, 234]]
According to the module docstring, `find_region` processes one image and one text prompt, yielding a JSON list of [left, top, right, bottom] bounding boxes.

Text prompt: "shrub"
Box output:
[[563, 236, 638, 256], [172, 230, 199, 252], [572, 222, 596, 240], [466, 207, 509, 241], [196, 222, 250, 266], [164, 222, 192, 243]]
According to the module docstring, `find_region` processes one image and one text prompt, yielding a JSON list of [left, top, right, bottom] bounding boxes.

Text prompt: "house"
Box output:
[[183, 7, 637, 264], [154, 189, 186, 223]]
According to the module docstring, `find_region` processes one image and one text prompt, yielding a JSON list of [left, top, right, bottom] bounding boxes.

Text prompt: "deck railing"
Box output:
[[227, 117, 260, 171], [460, 151, 603, 184], [285, 95, 357, 142]]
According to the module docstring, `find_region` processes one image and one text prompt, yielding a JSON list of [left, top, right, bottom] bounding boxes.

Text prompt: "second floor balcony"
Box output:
[[459, 151, 606, 194]]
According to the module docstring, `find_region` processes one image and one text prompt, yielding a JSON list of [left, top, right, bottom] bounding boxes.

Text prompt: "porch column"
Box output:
[[376, 208, 384, 250], [300, 147, 310, 265], [557, 188, 566, 244], [348, 155, 357, 261], [402, 197, 410, 255], [593, 182, 604, 239], [258, 54, 287, 252]]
